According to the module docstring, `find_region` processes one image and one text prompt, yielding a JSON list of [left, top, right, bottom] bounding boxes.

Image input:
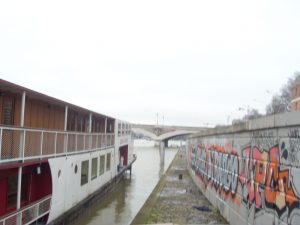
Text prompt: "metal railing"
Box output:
[[0, 195, 51, 225], [0, 126, 115, 163]]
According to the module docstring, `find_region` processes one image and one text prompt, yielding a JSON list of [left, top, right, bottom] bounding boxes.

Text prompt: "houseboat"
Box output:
[[0, 79, 136, 225]]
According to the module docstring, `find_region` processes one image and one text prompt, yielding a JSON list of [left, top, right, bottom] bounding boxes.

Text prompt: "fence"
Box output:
[[0, 126, 115, 163], [0, 195, 51, 225]]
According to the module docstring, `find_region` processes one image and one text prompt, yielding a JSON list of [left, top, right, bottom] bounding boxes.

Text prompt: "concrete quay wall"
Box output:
[[187, 110, 300, 225]]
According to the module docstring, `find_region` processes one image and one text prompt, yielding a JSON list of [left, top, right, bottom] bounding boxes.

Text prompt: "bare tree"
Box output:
[[231, 108, 262, 125], [266, 94, 288, 115], [266, 72, 300, 115], [242, 108, 263, 120]]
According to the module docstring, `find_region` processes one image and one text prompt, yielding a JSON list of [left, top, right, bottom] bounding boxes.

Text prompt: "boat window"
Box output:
[[2, 96, 15, 125], [96, 121, 100, 133], [99, 155, 105, 175], [106, 153, 111, 171], [77, 115, 85, 132], [67, 110, 76, 131], [81, 160, 89, 186], [91, 157, 98, 180]]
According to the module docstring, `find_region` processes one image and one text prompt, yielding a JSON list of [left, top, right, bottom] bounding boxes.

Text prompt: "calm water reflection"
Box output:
[[74, 140, 178, 225]]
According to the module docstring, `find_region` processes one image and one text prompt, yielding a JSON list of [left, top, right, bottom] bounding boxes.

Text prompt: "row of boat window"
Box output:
[[118, 123, 131, 136], [80, 153, 111, 186]]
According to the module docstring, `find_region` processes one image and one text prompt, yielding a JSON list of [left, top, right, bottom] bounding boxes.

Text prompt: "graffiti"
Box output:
[[190, 144, 239, 198], [251, 130, 276, 152], [239, 145, 299, 217], [189, 139, 300, 222], [288, 129, 300, 164]]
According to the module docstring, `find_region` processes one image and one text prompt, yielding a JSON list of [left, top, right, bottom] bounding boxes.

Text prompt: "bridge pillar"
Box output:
[[159, 141, 165, 165], [164, 139, 168, 148]]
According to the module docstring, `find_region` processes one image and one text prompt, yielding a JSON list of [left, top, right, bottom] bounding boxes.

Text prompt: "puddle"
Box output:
[[172, 166, 186, 171], [166, 176, 182, 182], [159, 187, 187, 197]]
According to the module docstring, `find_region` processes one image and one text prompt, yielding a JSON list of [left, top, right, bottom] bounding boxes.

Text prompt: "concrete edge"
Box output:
[[191, 110, 300, 138]]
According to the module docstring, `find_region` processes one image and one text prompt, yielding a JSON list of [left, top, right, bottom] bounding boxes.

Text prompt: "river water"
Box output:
[[74, 140, 178, 225]]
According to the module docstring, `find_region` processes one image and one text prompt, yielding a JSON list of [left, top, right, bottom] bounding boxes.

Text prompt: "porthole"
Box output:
[[58, 170, 61, 178], [74, 165, 78, 174]]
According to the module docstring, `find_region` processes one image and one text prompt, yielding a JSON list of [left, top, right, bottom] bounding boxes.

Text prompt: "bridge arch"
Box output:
[[132, 127, 197, 142]]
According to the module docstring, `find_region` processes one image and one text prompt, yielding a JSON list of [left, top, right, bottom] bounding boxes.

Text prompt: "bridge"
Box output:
[[132, 124, 207, 147]]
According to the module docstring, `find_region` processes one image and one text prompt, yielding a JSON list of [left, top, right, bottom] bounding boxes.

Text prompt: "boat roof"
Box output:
[[0, 79, 115, 120]]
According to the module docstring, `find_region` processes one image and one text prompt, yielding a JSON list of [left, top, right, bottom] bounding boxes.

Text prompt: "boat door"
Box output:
[[119, 145, 128, 166]]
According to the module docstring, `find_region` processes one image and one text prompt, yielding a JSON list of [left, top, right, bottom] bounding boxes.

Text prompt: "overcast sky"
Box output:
[[1, 0, 300, 126]]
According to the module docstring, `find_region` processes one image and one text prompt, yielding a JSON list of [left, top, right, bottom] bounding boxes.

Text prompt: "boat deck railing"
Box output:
[[0, 126, 115, 163], [0, 195, 51, 225]]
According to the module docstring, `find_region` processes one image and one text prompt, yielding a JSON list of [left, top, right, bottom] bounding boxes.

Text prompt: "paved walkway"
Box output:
[[131, 150, 228, 225]]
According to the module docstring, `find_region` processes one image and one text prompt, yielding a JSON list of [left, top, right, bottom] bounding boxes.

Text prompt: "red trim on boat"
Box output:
[[0, 159, 48, 170]]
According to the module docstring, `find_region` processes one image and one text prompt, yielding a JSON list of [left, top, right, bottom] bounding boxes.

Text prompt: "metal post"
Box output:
[[96, 134, 99, 148], [17, 166, 22, 225], [104, 118, 108, 147], [159, 141, 165, 165], [83, 134, 86, 150], [64, 106, 68, 131], [104, 118, 107, 134], [17, 92, 26, 224], [20, 92, 26, 159], [40, 131, 44, 158], [54, 132, 57, 155], [89, 113, 92, 149], [17, 167, 22, 208], [64, 106, 68, 154], [22, 131, 26, 159], [65, 133, 68, 153], [20, 91, 26, 127], [89, 113, 92, 133], [75, 134, 78, 152]]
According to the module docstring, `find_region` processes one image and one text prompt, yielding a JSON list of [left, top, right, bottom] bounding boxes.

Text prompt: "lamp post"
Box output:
[[227, 112, 233, 125]]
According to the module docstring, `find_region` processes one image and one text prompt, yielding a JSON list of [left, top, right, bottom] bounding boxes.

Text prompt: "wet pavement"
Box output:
[[131, 150, 228, 225]]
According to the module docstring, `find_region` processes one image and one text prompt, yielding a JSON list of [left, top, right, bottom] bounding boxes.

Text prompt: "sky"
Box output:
[[1, 0, 300, 127]]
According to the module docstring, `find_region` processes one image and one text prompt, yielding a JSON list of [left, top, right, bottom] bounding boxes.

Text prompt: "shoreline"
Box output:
[[130, 149, 228, 225]]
